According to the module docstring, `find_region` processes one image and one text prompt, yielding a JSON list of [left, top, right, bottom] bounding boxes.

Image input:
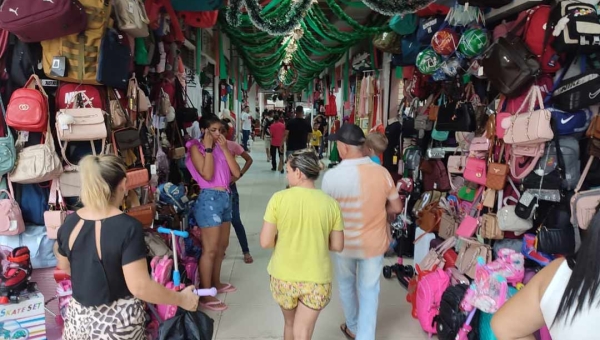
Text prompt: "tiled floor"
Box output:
[[212, 140, 428, 340]]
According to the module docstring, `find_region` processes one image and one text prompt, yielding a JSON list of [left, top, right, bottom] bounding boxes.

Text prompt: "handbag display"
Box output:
[[510, 143, 546, 179], [536, 224, 575, 255], [479, 213, 504, 240], [126, 203, 156, 228], [6, 75, 49, 132], [56, 94, 108, 167], [127, 74, 150, 115], [415, 114, 433, 131], [112, 127, 141, 151], [447, 155, 466, 174], [436, 100, 476, 132], [570, 156, 600, 230], [498, 196, 533, 235], [417, 202, 442, 234], [463, 157, 487, 186], [439, 212, 459, 240], [113, 0, 150, 37], [456, 237, 492, 278], [9, 122, 63, 184], [44, 180, 72, 240], [0, 181, 25, 236], [0, 95, 16, 177], [482, 30, 540, 97], [109, 88, 129, 129], [59, 171, 81, 198], [503, 86, 554, 145], [486, 145, 508, 191], [419, 237, 456, 271]]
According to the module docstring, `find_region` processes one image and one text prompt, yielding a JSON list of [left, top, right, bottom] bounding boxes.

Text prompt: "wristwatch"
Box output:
[[205, 148, 213, 153]]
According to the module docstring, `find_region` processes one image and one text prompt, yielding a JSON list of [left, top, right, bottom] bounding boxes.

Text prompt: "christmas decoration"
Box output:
[[360, 0, 435, 16], [226, 0, 316, 36]]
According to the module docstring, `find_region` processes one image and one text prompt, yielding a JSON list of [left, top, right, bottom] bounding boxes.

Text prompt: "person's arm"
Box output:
[[491, 258, 564, 340], [306, 122, 313, 147], [329, 204, 344, 252], [54, 242, 71, 276], [260, 222, 277, 249], [385, 174, 403, 215], [231, 150, 253, 183], [190, 144, 214, 181], [260, 194, 279, 248]]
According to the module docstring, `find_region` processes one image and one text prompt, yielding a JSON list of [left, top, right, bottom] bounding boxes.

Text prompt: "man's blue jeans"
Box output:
[[334, 254, 384, 340], [242, 130, 250, 151]]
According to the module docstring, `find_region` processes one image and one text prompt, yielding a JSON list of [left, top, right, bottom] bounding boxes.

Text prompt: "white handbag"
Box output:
[[113, 0, 150, 37], [59, 171, 81, 198], [9, 122, 63, 184], [497, 196, 532, 235]]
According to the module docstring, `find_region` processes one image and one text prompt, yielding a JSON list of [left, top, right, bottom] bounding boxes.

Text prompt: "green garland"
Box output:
[[226, 0, 314, 36], [360, 0, 434, 16]]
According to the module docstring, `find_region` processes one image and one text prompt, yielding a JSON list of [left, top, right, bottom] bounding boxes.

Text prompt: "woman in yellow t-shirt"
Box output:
[[261, 149, 344, 340]]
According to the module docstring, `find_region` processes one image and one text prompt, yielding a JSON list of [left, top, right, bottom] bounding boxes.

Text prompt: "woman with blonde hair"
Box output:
[[261, 149, 344, 340], [54, 155, 199, 340]]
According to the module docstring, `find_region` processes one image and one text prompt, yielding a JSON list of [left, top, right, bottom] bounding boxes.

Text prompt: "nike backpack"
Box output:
[[41, 0, 112, 85], [436, 284, 479, 340]]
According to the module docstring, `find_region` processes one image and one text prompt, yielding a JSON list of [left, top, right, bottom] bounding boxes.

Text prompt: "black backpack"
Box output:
[[436, 284, 479, 340]]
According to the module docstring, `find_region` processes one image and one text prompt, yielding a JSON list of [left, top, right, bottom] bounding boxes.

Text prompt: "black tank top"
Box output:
[[57, 213, 147, 307]]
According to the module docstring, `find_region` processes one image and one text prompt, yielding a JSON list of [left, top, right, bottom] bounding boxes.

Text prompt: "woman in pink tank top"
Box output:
[[186, 116, 241, 311]]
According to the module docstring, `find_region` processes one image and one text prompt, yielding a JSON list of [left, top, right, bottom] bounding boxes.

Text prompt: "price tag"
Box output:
[[20, 131, 29, 142], [150, 164, 157, 175], [393, 155, 398, 165]]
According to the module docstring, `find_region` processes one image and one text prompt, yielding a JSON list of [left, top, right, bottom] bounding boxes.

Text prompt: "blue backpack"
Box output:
[[158, 182, 187, 211]]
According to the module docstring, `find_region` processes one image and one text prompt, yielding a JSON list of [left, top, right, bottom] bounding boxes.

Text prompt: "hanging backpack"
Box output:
[[96, 28, 132, 90], [389, 13, 418, 35], [522, 5, 562, 74], [416, 269, 450, 337], [436, 284, 479, 340], [5, 75, 49, 132], [41, 0, 112, 84], [0, 95, 15, 177]]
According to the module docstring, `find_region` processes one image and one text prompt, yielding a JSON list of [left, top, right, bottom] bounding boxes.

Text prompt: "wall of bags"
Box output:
[[384, 1, 600, 338], [0, 0, 222, 262]]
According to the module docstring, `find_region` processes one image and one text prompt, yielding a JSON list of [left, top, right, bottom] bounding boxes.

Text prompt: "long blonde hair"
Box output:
[[79, 155, 127, 211]]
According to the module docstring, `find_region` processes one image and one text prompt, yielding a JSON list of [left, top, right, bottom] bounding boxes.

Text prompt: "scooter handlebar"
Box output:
[[194, 288, 217, 297], [156, 227, 189, 238]]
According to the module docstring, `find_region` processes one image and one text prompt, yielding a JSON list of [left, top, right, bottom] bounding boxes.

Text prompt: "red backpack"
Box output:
[[6, 75, 48, 132], [55, 83, 106, 111], [523, 5, 562, 74]]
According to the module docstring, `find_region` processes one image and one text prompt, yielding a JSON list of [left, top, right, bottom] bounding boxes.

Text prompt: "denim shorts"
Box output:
[[194, 189, 232, 228]]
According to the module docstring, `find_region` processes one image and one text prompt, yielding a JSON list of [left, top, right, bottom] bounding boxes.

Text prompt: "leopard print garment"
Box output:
[[63, 297, 146, 340]]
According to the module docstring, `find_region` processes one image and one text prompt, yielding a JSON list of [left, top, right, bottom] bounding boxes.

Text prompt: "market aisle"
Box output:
[[212, 140, 427, 340]]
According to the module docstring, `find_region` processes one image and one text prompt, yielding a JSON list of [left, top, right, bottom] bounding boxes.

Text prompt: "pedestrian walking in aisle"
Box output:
[[241, 106, 252, 151], [285, 106, 312, 159], [186, 116, 241, 311], [322, 124, 403, 340], [220, 123, 254, 264], [261, 149, 344, 340], [269, 114, 286, 173], [262, 110, 274, 162]]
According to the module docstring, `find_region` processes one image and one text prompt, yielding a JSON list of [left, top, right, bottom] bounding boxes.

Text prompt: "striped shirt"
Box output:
[[322, 157, 399, 259]]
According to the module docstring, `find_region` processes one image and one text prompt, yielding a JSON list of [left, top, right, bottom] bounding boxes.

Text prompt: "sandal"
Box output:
[[199, 300, 228, 312], [217, 283, 237, 294], [340, 324, 355, 340], [243, 253, 254, 264]]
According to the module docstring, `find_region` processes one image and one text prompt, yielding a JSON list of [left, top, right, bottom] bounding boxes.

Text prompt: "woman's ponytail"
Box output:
[[78, 155, 127, 211]]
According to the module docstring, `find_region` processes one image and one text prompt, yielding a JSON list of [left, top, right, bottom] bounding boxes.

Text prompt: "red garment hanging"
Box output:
[[325, 94, 337, 117]]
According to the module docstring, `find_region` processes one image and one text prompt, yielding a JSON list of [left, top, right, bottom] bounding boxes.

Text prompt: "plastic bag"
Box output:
[[158, 308, 214, 340]]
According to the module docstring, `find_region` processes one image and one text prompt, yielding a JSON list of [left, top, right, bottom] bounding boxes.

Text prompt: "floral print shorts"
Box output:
[[270, 276, 332, 311]]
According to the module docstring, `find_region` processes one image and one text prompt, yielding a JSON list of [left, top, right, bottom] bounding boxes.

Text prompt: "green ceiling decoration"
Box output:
[[360, 0, 434, 16], [226, 0, 315, 36], [220, 0, 389, 92]]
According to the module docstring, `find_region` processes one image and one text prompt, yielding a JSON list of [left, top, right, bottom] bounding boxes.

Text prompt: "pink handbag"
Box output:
[[503, 86, 554, 145], [509, 143, 545, 179], [571, 156, 600, 230], [447, 155, 466, 174], [469, 137, 490, 153], [43, 180, 73, 240], [456, 215, 479, 238], [464, 157, 487, 186], [0, 180, 25, 236]]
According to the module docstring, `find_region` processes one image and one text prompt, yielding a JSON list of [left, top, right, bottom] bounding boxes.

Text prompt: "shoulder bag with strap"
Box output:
[[56, 92, 107, 169], [570, 155, 600, 230], [113, 0, 150, 38], [0, 93, 16, 176], [9, 121, 63, 184], [0, 179, 25, 236], [44, 179, 73, 240], [503, 85, 554, 145]]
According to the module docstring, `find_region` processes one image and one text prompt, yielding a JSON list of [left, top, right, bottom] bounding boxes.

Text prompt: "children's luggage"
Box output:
[[437, 284, 479, 340], [416, 268, 450, 336]]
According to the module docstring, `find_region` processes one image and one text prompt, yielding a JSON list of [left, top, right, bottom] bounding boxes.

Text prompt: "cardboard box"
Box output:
[[0, 290, 46, 340]]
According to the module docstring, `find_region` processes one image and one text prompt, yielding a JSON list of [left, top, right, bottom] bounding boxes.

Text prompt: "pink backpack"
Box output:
[[151, 255, 173, 285], [156, 281, 185, 320], [416, 268, 450, 337]]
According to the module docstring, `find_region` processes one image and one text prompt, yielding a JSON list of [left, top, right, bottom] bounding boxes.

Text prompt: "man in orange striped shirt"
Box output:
[[322, 123, 403, 340]]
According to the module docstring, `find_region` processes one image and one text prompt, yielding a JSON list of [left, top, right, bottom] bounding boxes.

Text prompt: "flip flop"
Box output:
[[199, 300, 228, 312], [217, 283, 237, 294], [243, 253, 254, 264], [340, 323, 355, 340]]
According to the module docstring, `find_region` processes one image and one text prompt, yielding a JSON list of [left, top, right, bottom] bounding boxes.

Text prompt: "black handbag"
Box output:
[[536, 225, 575, 255], [112, 127, 142, 150], [174, 80, 199, 124], [482, 24, 540, 97], [435, 100, 476, 132]]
